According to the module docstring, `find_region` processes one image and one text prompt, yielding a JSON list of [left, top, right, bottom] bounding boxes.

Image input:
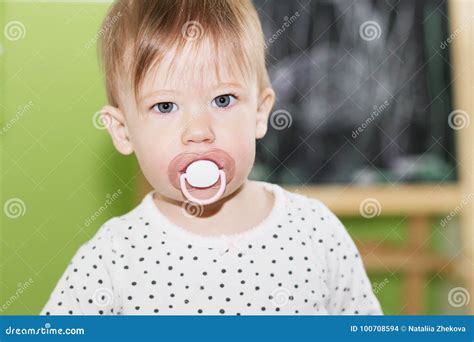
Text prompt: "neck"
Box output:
[[153, 179, 252, 219], [152, 180, 273, 236]]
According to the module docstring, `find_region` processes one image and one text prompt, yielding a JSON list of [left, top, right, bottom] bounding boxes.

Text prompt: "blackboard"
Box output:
[[253, 0, 457, 185]]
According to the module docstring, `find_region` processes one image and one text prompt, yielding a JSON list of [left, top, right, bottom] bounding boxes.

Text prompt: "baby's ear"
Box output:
[[100, 105, 134, 155], [255, 87, 275, 139]]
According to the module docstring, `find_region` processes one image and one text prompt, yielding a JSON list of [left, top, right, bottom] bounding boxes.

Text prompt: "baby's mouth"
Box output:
[[177, 156, 225, 174], [167, 148, 236, 192], [183, 175, 222, 193]]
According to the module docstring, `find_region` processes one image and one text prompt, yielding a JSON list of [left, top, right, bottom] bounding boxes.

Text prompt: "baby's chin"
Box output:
[[155, 179, 240, 206]]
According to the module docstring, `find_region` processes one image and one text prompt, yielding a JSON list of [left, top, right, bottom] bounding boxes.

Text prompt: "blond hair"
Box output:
[[97, 0, 271, 108]]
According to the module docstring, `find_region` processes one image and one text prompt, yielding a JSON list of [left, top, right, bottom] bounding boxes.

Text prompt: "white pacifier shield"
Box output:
[[185, 160, 219, 188]]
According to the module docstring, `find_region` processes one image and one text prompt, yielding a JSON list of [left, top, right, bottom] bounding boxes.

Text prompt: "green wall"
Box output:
[[0, 1, 463, 315], [1, 1, 137, 314]]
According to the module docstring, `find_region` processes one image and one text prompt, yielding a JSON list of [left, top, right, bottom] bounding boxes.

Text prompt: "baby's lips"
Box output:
[[167, 148, 236, 190]]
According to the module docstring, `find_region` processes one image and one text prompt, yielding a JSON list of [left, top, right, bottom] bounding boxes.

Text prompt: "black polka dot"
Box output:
[[41, 189, 378, 317]]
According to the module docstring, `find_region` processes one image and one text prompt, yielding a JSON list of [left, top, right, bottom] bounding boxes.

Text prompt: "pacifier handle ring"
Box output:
[[179, 170, 226, 205]]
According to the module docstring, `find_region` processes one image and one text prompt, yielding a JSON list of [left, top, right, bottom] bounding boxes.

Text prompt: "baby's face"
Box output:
[[108, 42, 274, 204]]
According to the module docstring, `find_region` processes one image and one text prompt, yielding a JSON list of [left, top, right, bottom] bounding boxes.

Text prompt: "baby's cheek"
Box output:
[[232, 136, 256, 177], [135, 142, 170, 187]]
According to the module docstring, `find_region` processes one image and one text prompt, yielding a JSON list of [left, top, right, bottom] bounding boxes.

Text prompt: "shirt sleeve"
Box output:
[[316, 200, 383, 315], [40, 220, 122, 315]]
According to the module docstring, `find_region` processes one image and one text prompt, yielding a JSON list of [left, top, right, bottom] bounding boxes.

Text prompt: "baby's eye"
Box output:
[[211, 94, 237, 108], [151, 102, 178, 114]]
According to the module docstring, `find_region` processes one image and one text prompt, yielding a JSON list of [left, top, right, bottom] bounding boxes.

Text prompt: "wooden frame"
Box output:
[[448, 0, 474, 316], [285, 185, 462, 314]]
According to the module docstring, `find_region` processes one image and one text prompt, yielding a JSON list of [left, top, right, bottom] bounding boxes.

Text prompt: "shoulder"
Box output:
[[269, 182, 335, 220], [266, 182, 349, 238], [84, 192, 154, 254]]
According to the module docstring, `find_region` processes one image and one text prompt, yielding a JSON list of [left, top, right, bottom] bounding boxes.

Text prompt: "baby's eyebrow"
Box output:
[[140, 82, 245, 102], [139, 89, 179, 102], [215, 82, 245, 89]]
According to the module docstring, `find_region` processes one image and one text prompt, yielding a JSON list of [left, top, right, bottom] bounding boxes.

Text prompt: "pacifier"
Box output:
[[179, 159, 227, 205]]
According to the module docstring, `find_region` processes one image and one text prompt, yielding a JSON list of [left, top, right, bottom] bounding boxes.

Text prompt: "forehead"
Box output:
[[139, 38, 256, 95]]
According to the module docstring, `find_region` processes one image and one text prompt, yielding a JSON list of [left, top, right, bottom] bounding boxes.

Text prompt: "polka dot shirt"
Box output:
[[41, 181, 383, 316]]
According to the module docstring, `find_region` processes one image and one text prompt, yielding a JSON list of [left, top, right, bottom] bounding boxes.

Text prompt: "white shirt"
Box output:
[[41, 181, 383, 315]]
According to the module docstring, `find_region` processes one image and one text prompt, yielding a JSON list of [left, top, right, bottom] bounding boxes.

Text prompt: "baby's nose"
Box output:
[[181, 114, 215, 145]]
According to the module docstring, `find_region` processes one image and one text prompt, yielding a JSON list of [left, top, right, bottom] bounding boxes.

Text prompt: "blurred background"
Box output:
[[1, 0, 472, 315]]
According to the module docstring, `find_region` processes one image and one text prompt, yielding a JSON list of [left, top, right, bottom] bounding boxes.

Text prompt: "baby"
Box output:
[[41, 0, 383, 315]]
